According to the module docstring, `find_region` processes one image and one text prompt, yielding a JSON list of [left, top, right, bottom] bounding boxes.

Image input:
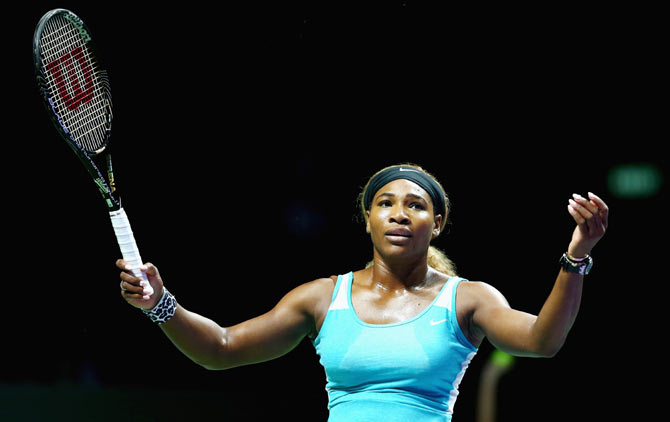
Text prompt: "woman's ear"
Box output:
[[365, 210, 371, 234], [432, 214, 443, 239]]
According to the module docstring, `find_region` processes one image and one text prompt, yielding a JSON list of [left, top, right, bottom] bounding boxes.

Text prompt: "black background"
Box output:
[[4, 2, 665, 421]]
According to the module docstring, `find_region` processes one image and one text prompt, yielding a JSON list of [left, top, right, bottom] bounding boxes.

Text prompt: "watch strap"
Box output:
[[560, 253, 593, 275]]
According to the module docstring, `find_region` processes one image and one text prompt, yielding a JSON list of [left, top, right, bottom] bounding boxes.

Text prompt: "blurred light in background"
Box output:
[[490, 349, 515, 370], [607, 163, 663, 199]]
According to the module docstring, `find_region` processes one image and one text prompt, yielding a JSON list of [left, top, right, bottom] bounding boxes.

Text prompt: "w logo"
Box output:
[[46, 46, 94, 111]]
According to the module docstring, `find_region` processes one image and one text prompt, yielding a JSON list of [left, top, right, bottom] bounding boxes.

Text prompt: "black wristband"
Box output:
[[559, 253, 593, 275]]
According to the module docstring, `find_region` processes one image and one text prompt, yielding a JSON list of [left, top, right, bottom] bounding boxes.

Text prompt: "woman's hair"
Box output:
[[358, 163, 457, 276]]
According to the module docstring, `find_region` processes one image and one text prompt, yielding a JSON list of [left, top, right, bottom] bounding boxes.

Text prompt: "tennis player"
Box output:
[[118, 163, 608, 421]]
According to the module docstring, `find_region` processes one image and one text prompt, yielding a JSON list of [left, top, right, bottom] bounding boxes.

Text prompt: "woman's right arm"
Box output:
[[118, 260, 332, 370]]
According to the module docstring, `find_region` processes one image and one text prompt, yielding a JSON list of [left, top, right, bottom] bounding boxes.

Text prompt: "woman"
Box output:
[[118, 163, 608, 421]]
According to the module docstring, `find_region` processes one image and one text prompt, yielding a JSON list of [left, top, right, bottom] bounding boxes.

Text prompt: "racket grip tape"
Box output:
[[110, 208, 154, 296]]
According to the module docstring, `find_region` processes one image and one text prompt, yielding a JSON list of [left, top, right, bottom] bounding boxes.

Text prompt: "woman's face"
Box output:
[[366, 179, 442, 261]]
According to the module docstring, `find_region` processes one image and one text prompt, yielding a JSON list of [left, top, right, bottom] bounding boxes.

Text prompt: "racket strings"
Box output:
[[39, 13, 111, 153]]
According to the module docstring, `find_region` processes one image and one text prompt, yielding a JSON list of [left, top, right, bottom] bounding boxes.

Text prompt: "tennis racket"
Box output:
[[33, 8, 153, 296]]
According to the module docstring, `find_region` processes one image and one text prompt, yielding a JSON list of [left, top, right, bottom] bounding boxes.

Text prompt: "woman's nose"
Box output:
[[389, 205, 410, 225]]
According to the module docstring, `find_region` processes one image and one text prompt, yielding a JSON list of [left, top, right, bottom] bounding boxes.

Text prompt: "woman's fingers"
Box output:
[[120, 279, 152, 301], [587, 192, 607, 209], [116, 259, 160, 307], [588, 192, 609, 228], [568, 192, 608, 237], [120, 268, 142, 285], [568, 197, 593, 225], [569, 195, 599, 233], [116, 259, 128, 270], [120, 279, 144, 294], [118, 261, 150, 286], [567, 202, 586, 225], [118, 258, 152, 298], [572, 193, 599, 214], [121, 289, 150, 301]]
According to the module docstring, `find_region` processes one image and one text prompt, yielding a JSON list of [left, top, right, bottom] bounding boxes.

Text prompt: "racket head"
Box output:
[[33, 9, 113, 157]]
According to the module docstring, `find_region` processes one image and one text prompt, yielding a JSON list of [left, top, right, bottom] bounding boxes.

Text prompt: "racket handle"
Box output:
[[110, 208, 154, 296]]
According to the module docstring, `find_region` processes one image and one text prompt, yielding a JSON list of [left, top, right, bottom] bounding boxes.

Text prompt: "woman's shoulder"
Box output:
[[299, 269, 367, 308], [288, 276, 336, 302], [454, 279, 510, 325], [286, 273, 351, 311], [456, 279, 507, 304]]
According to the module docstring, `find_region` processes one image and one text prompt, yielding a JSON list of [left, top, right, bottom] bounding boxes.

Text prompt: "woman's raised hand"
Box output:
[[567, 192, 609, 258]]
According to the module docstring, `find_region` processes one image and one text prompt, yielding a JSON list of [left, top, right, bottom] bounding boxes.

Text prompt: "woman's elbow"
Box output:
[[194, 330, 234, 370], [508, 337, 564, 358], [532, 339, 565, 358], [196, 353, 236, 371]]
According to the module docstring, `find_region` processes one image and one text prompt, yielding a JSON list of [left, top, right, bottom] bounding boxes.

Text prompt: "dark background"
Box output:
[[5, 2, 665, 421]]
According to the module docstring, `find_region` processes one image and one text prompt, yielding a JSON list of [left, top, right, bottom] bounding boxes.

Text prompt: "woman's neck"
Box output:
[[369, 252, 432, 292]]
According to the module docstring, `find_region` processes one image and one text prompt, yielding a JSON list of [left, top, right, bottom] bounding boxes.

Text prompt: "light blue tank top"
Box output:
[[313, 272, 478, 422]]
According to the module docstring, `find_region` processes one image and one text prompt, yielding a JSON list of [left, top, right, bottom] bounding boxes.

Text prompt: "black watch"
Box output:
[[559, 253, 593, 275]]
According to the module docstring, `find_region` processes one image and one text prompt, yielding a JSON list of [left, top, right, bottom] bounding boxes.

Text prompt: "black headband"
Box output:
[[363, 166, 446, 218]]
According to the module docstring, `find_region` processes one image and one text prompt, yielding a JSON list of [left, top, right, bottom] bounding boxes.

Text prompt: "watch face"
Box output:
[[584, 259, 593, 274]]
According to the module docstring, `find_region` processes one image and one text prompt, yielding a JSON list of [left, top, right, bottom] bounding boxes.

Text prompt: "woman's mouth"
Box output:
[[385, 228, 413, 244]]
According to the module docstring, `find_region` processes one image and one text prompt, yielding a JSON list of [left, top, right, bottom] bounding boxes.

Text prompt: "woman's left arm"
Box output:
[[471, 192, 609, 358]]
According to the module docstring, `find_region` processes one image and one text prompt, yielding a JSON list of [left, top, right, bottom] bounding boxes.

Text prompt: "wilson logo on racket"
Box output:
[[46, 46, 94, 111]]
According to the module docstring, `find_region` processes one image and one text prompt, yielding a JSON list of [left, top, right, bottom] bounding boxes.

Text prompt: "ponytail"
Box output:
[[427, 245, 457, 276]]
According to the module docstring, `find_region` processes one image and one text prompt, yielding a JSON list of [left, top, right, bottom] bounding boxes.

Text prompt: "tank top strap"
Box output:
[[434, 276, 475, 350], [434, 276, 466, 311], [328, 272, 352, 311]]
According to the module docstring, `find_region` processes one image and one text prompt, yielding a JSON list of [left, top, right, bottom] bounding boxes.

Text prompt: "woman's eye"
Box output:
[[378, 200, 392, 207], [410, 202, 425, 210]]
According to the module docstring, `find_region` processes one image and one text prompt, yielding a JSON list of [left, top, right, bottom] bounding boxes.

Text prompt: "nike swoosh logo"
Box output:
[[399, 167, 420, 173], [430, 319, 447, 326]]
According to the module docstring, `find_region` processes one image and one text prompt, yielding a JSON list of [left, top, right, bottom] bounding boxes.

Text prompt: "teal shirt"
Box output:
[[313, 272, 478, 422]]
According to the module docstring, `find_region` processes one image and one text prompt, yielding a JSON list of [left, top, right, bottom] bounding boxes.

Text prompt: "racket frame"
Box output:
[[33, 8, 120, 212]]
